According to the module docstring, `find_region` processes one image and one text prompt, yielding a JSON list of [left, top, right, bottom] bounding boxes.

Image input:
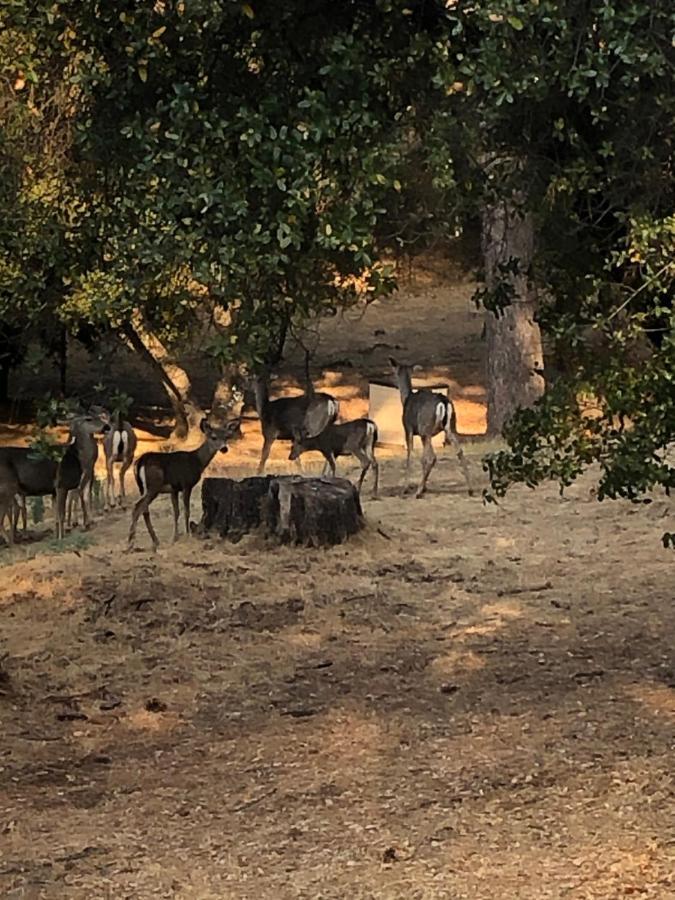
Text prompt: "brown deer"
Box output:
[[289, 418, 379, 497], [252, 372, 338, 474], [128, 417, 239, 551], [103, 411, 138, 508], [390, 358, 472, 498]]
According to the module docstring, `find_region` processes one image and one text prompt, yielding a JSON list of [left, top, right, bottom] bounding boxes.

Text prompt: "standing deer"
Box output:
[[289, 418, 380, 497], [103, 411, 137, 508], [0, 413, 110, 539], [390, 358, 473, 498], [128, 417, 240, 552], [67, 405, 111, 528], [252, 372, 338, 474], [0, 462, 20, 547]]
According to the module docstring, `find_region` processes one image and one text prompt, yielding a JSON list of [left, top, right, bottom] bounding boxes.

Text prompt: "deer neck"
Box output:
[[70, 426, 96, 461], [195, 439, 219, 471], [394, 368, 413, 403], [253, 378, 269, 417]]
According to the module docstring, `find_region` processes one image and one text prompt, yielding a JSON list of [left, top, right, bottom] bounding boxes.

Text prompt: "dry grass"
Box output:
[[0, 449, 673, 898], [1, 260, 673, 898]]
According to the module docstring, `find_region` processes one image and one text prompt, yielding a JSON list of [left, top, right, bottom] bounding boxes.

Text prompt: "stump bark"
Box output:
[[201, 476, 364, 546]]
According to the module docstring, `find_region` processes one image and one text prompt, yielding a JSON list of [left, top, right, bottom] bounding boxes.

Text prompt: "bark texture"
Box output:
[[482, 197, 545, 436], [201, 476, 364, 546], [123, 324, 205, 441]]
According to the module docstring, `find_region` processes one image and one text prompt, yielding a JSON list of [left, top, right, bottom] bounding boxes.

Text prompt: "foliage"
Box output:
[[1, 0, 674, 525], [423, 0, 675, 525]]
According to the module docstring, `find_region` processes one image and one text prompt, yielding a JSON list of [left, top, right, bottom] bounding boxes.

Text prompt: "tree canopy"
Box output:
[[1, 0, 673, 523]]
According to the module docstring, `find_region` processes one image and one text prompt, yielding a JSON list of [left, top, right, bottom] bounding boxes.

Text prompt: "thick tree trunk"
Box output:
[[0, 360, 9, 404], [201, 476, 364, 546], [482, 196, 545, 436], [57, 327, 68, 396], [122, 324, 205, 441]]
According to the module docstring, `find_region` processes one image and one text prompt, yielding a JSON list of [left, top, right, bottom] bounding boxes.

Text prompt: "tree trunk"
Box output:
[[58, 326, 68, 397], [122, 324, 205, 441], [200, 476, 364, 546], [0, 359, 9, 405], [482, 196, 545, 436]]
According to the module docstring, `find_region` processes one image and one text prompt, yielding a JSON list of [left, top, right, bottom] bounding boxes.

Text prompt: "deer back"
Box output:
[[0, 447, 59, 496], [403, 390, 449, 438]]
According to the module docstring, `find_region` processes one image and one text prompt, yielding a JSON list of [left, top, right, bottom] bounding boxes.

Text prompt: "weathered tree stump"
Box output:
[[200, 476, 364, 546]]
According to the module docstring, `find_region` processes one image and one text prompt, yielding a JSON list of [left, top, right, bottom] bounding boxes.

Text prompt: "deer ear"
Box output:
[[225, 418, 241, 437], [200, 417, 208, 433]]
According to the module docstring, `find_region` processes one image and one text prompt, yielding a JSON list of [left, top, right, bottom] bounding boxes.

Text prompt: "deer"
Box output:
[[0, 413, 110, 540], [128, 417, 240, 552], [288, 418, 380, 497], [252, 371, 338, 474], [390, 358, 473, 499], [0, 462, 20, 547], [102, 411, 138, 509], [65, 405, 111, 529]]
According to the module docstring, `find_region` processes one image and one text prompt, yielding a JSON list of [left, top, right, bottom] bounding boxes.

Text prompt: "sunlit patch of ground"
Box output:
[[0, 448, 673, 898]]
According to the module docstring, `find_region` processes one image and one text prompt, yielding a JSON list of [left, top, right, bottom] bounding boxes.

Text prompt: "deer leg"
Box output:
[[320, 452, 337, 478], [119, 460, 132, 506], [17, 494, 27, 532], [257, 432, 275, 474], [55, 487, 68, 540], [445, 429, 473, 496], [370, 451, 380, 499], [81, 479, 90, 528], [353, 449, 371, 494], [0, 496, 15, 547], [403, 429, 414, 494], [104, 460, 114, 510], [142, 507, 160, 552], [416, 436, 436, 499], [183, 487, 192, 537], [171, 489, 180, 542], [67, 490, 76, 528], [128, 492, 159, 551]]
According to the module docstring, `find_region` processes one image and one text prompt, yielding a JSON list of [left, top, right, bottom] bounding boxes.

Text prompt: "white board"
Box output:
[[368, 381, 448, 449]]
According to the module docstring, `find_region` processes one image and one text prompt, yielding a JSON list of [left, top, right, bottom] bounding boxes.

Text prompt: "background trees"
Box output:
[[1, 1, 673, 513]]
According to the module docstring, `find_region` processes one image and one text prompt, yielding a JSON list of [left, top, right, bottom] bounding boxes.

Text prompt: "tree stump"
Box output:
[[200, 476, 364, 546]]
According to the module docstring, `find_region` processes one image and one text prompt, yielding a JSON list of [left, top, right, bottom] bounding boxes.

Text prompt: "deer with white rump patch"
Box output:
[[103, 411, 137, 508], [390, 358, 473, 499], [128, 417, 240, 551], [252, 372, 338, 474], [289, 418, 380, 497]]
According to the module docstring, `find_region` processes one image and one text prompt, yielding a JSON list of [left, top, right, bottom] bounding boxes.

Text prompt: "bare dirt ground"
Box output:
[[1, 263, 674, 899]]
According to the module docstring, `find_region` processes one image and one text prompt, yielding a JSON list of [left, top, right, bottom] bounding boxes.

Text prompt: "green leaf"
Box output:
[[507, 16, 524, 30]]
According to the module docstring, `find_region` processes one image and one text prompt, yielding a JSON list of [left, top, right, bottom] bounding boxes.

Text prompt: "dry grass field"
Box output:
[[1, 261, 673, 898]]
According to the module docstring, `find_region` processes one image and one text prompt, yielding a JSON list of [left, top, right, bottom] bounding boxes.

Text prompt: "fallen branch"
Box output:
[[231, 787, 277, 813], [496, 581, 552, 596]]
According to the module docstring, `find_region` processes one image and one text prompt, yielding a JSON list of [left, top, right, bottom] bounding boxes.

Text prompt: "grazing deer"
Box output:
[[289, 418, 380, 497], [390, 358, 473, 498], [128, 417, 240, 552], [252, 372, 338, 474], [103, 412, 137, 508]]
